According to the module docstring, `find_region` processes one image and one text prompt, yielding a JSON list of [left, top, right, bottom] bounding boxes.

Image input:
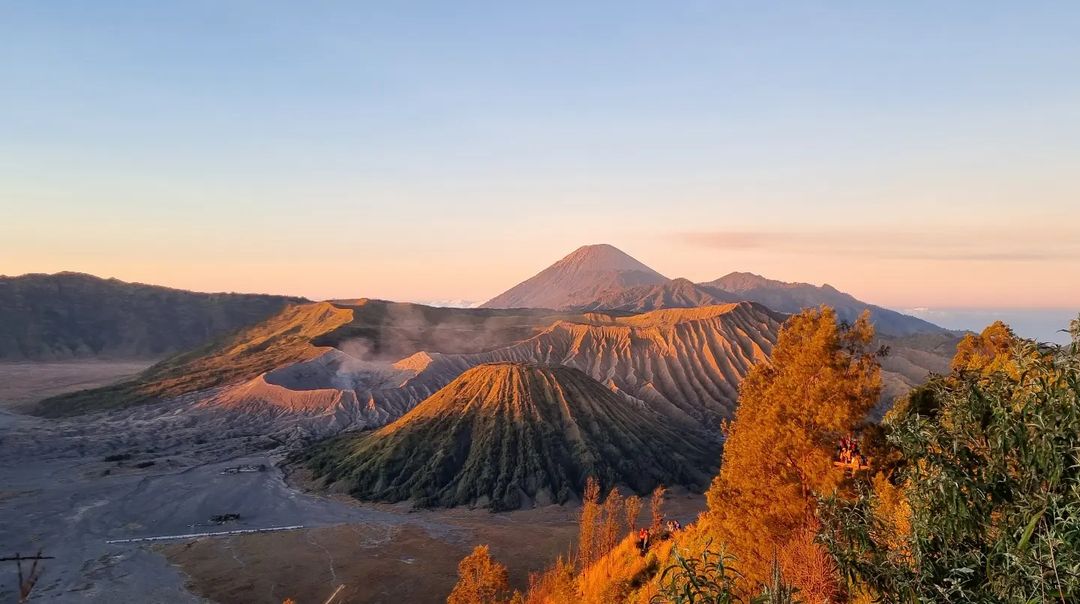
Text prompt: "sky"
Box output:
[[2, 2, 1079, 314]]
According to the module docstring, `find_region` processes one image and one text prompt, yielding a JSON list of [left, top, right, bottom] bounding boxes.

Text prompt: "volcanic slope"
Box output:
[[36, 299, 588, 417], [480, 243, 668, 310], [304, 363, 720, 510], [35, 301, 354, 416], [198, 302, 782, 437], [576, 277, 736, 313], [379, 302, 784, 428]]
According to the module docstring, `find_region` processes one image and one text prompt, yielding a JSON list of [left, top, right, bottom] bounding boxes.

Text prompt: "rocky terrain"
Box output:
[[575, 277, 735, 313], [35, 300, 584, 417], [186, 302, 783, 438], [303, 363, 719, 510]]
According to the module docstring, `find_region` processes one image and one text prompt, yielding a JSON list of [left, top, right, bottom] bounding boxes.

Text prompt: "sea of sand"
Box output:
[[0, 370, 704, 603]]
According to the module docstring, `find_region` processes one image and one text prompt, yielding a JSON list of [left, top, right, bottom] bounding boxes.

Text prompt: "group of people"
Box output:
[[636, 519, 682, 554], [836, 433, 868, 471]]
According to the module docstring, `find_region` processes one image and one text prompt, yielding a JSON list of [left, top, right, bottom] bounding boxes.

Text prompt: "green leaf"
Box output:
[[1017, 507, 1045, 552]]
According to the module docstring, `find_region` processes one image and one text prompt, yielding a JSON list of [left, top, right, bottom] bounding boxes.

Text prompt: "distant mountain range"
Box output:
[[0, 272, 305, 361], [16, 252, 961, 509], [482, 244, 946, 337], [3, 246, 946, 365]]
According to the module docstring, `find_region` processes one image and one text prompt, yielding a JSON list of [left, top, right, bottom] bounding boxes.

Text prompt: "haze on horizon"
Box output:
[[2, 2, 1078, 310]]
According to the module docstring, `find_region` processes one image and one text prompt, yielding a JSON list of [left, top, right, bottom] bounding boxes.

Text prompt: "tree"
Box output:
[[651, 484, 668, 535], [601, 488, 626, 555], [522, 556, 577, 604], [625, 495, 643, 532], [821, 324, 1080, 602], [579, 477, 602, 568], [950, 320, 1022, 376], [705, 307, 881, 592], [448, 545, 512, 604]]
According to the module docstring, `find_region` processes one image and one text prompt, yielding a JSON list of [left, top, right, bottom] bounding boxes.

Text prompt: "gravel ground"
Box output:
[[0, 406, 443, 603]]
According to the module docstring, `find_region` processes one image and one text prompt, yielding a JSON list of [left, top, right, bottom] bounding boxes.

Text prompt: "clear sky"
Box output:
[[2, 2, 1078, 309]]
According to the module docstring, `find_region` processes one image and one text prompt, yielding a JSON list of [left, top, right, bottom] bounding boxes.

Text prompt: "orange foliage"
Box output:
[[871, 472, 912, 561], [601, 489, 626, 556], [625, 495, 643, 533], [447, 544, 512, 604], [649, 484, 667, 535], [521, 556, 577, 604], [705, 307, 881, 592], [578, 477, 602, 568], [951, 320, 1022, 377], [777, 522, 839, 604], [578, 536, 672, 604], [579, 479, 634, 571]]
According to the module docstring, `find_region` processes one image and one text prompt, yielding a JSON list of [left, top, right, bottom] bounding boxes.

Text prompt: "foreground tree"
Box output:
[[579, 477, 603, 568], [651, 484, 668, 535], [448, 545, 513, 604], [950, 320, 1023, 376], [821, 318, 1080, 602], [705, 307, 882, 593]]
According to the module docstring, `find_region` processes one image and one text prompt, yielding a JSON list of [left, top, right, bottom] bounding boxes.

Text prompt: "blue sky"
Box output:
[[2, 2, 1078, 312]]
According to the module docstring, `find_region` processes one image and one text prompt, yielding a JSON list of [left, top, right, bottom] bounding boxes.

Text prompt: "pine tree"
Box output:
[[600, 488, 625, 555], [705, 307, 881, 592], [448, 545, 512, 604], [578, 477, 602, 568], [625, 495, 643, 533], [650, 484, 667, 535]]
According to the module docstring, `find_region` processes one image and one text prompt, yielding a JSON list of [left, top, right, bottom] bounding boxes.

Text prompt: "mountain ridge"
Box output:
[[482, 245, 945, 337], [0, 272, 306, 361], [698, 271, 944, 336]]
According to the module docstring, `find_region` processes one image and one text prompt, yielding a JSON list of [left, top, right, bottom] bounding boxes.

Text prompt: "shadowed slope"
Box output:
[[304, 363, 719, 510], [575, 277, 736, 313], [0, 272, 304, 360], [36, 302, 354, 416], [700, 271, 944, 336]]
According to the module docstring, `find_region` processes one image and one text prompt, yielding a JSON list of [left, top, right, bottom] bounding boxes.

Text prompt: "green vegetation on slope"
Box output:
[[821, 320, 1080, 602], [303, 363, 720, 511]]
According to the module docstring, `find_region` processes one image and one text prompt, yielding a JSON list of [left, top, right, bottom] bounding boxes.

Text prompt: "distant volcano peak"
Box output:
[[555, 243, 662, 273], [480, 244, 668, 310]]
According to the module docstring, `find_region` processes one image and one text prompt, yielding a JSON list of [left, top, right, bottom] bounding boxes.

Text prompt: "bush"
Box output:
[[821, 321, 1080, 602]]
